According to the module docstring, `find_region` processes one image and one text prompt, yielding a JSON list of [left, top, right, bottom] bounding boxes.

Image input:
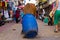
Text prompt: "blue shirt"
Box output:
[[20, 11, 24, 18]]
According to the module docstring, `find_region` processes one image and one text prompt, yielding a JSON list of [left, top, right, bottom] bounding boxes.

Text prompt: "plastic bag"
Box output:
[[44, 17, 49, 23]]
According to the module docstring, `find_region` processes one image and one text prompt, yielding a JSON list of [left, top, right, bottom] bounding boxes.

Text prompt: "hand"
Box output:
[[49, 10, 55, 18], [51, 10, 55, 16], [52, 11, 55, 17], [52, 13, 54, 17]]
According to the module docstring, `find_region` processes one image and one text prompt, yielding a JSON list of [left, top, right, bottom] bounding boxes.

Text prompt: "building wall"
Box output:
[[11, 0, 18, 6], [24, 0, 38, 5], [48, 0, 56, 4]]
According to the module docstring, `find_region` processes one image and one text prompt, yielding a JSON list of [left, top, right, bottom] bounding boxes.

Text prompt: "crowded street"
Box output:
[[0, 0, 60, 40], [0, 20, 60, 40]]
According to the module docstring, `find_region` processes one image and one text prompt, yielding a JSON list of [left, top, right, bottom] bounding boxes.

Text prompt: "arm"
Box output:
[[52, 0, 58, 14]]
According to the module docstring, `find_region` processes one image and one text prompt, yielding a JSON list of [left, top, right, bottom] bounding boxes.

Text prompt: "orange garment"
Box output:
[[2, 1, 5, 7], [0, 1, 2, 7]]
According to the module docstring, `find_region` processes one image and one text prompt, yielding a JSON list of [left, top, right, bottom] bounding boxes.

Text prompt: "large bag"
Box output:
[[23, 3, 36, 16], [22, 14, 38, 38], [44, 17, 49, 23]]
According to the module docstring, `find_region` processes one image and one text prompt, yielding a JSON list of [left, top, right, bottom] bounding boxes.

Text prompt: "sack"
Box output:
[[44, 17, 49, 23], [23, 3, 36, 16], [49, 11, 53, 18]]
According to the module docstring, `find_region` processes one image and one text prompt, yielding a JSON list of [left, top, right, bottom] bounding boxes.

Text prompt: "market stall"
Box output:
[[37, 0, 56, 16]]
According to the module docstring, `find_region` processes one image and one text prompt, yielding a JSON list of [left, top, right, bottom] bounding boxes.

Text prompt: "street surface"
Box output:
[[0, 19, 60, 40]]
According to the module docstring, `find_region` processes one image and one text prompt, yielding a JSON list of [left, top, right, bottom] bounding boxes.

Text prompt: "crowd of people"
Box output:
[[0, 1, 55, 25], [0, 1, 25, 26]]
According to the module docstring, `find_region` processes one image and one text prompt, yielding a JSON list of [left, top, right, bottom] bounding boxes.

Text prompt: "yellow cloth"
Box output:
[[5, 1, 7, 7], [49, 11, 53, 18], [42, 0, 47, 2], [49, 11, 54, 24], [0, 1, 2, 7]]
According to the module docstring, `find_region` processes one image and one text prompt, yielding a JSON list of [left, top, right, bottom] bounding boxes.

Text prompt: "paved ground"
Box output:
[[0, 20, 60, 40]]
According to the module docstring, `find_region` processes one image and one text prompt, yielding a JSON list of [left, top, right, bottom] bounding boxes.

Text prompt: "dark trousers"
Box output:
[[0, 20, 5, 26], [48, 16, 53, 25], [16, 18, 19, 23]]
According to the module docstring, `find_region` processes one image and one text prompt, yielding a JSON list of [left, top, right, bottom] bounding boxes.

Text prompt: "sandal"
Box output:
[[54, 29, 58, 33], [54, 30, 58, 33]]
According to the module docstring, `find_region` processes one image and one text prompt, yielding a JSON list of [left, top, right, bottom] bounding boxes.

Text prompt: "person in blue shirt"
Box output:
[[12, 5, 17, 21], [20, 9, 24, 23], [20, 10, 24, 18]]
